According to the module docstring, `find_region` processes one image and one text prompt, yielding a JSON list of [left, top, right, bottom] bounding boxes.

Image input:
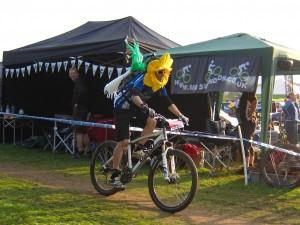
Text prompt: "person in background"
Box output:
[[69, 67, 90, 157], [238, 92, 257, 169], [283, 92, 300, 145]]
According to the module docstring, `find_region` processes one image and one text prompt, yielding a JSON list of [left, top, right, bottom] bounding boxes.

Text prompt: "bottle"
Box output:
[[5, 105, 10, 113]]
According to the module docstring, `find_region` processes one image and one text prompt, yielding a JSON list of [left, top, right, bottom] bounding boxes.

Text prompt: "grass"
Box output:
[[0, 144, 299, 224], [0, 175, 189, 225]]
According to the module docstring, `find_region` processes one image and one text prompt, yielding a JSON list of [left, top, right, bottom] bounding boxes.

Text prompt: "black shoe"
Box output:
[[110, 169, 126, 190]]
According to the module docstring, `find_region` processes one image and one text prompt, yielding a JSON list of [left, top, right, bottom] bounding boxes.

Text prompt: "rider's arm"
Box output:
[[168, 104, 183, 117], [160, 88, 182, 117], [131, 95, 144, 108]]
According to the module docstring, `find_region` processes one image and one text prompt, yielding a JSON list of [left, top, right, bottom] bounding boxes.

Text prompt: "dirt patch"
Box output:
[[0, 162, 250, 224]]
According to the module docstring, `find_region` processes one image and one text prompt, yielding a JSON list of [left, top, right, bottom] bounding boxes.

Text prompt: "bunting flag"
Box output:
[[33, 63, 38, 73], [57, 62, 62, 72], [21, 68, 26, 77], [10, 69, 14, 78], [77, 59, 83, 69], [45, 63, 50, 72], [117, 67, 123, 77], [126, 67, 130, 72], [99, 66, 105, 78], [84, 62, 90, 74], [92, 65, 98, 76], [63, 61, 69, 71], [71, 59, 76, 68], [51, 62, 56, 73], [38, 62, 44, 72], [16, 69, 20, 78], [5, 69, 9, 78], [27, 65, 31, 75], [107, 67, 114, 79]]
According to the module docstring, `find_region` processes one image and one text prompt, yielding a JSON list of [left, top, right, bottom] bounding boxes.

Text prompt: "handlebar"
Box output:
[[154, 113, 188, 129]]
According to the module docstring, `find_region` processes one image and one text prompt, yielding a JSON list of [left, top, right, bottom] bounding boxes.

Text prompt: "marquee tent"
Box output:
[[2, 16, 178, 66], [1, 17, 179, 117], [156, 33, 300, 142]]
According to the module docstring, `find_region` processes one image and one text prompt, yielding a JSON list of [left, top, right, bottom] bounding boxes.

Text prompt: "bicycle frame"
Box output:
[[104, 123, 179, 180]]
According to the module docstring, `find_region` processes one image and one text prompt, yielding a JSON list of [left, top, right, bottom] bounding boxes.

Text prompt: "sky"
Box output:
[[0, 0, 300, 89], [1, 0, 300, 60]]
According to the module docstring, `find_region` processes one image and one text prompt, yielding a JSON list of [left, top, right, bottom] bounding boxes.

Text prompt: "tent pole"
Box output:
[[260, 60, 275, 143]]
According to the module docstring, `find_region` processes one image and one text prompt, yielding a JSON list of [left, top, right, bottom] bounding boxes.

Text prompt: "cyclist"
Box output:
[[111, 53, 189, 189]]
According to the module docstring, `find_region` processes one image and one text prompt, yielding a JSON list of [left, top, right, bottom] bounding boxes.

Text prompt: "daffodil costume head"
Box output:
[[144, 53, 173, 92]]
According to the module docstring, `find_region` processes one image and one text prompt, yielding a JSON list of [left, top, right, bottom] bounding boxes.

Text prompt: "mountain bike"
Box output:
[[90, 114, 198, 212]]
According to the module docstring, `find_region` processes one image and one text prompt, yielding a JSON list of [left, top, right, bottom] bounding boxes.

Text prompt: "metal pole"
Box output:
[[238, 125, 248, 185]]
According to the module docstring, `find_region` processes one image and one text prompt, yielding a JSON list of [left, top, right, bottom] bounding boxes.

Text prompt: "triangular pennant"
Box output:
[[63, 61, 69, 71], [117, 67, 123, 77], [26, 65, 31, 75], [92, 65, 98, 76], [10, 69, 14, 78], [57, 62, 62, 72], [38, 62, 44, 72], [33, 63, 38, 73], [84, 62, 91, 74], [21, 68, 26, 77], [45, 63, 50, 72], [126, 67, 130, 72], [107, 67, 114, 80], [99, 66, 106, 78], [51, 62, 56, 73], [77, 59, 83, 69], [71, 59, 76, 68], [16, 69, 20, 78], [5, 69, 9, 78]]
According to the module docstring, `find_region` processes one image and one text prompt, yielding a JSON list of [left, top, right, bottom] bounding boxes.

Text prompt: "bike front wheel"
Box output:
[[148, 149, 198, 213]]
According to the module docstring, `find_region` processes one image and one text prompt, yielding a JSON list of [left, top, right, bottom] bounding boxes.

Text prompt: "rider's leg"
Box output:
[[113, 139, 129, 170], [139, 117, 157, 145], [111, 139, 128, 189]]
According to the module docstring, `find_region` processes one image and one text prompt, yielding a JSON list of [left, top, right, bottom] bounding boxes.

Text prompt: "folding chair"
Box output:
[[52, 121, 75, 155]]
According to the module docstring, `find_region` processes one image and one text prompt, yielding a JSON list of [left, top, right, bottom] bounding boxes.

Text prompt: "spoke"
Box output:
[[270, 153, 281, 185]]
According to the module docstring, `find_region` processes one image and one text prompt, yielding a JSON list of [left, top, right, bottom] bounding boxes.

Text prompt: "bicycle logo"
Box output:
[[204, 60, 222, 82], [175, 64, 192, 84], [229, 61, 250, 83]]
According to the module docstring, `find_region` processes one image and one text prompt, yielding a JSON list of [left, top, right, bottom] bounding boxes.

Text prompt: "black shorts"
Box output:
[[72, 106, 88, 134], [114, 108, 148, 141]]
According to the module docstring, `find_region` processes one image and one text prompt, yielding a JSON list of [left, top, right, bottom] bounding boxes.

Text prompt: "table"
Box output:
[[1, 115, 34, 144]]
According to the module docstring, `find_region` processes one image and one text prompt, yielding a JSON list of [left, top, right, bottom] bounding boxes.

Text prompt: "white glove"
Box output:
[[179, 115, 189, 125]]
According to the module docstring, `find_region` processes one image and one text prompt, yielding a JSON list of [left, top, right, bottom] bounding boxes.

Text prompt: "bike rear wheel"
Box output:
[[148, 149, 198, 213], [261, 148, 300, 188], [90, 140, 118, 196]]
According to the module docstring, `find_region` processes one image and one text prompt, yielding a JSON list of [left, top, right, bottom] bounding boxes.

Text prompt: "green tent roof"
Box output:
[[160, 33, 270, 56], [157, 33, 300, 74]]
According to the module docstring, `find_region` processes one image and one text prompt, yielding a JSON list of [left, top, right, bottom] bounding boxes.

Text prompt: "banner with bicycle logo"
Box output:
[[171, 56, 260, 94]]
